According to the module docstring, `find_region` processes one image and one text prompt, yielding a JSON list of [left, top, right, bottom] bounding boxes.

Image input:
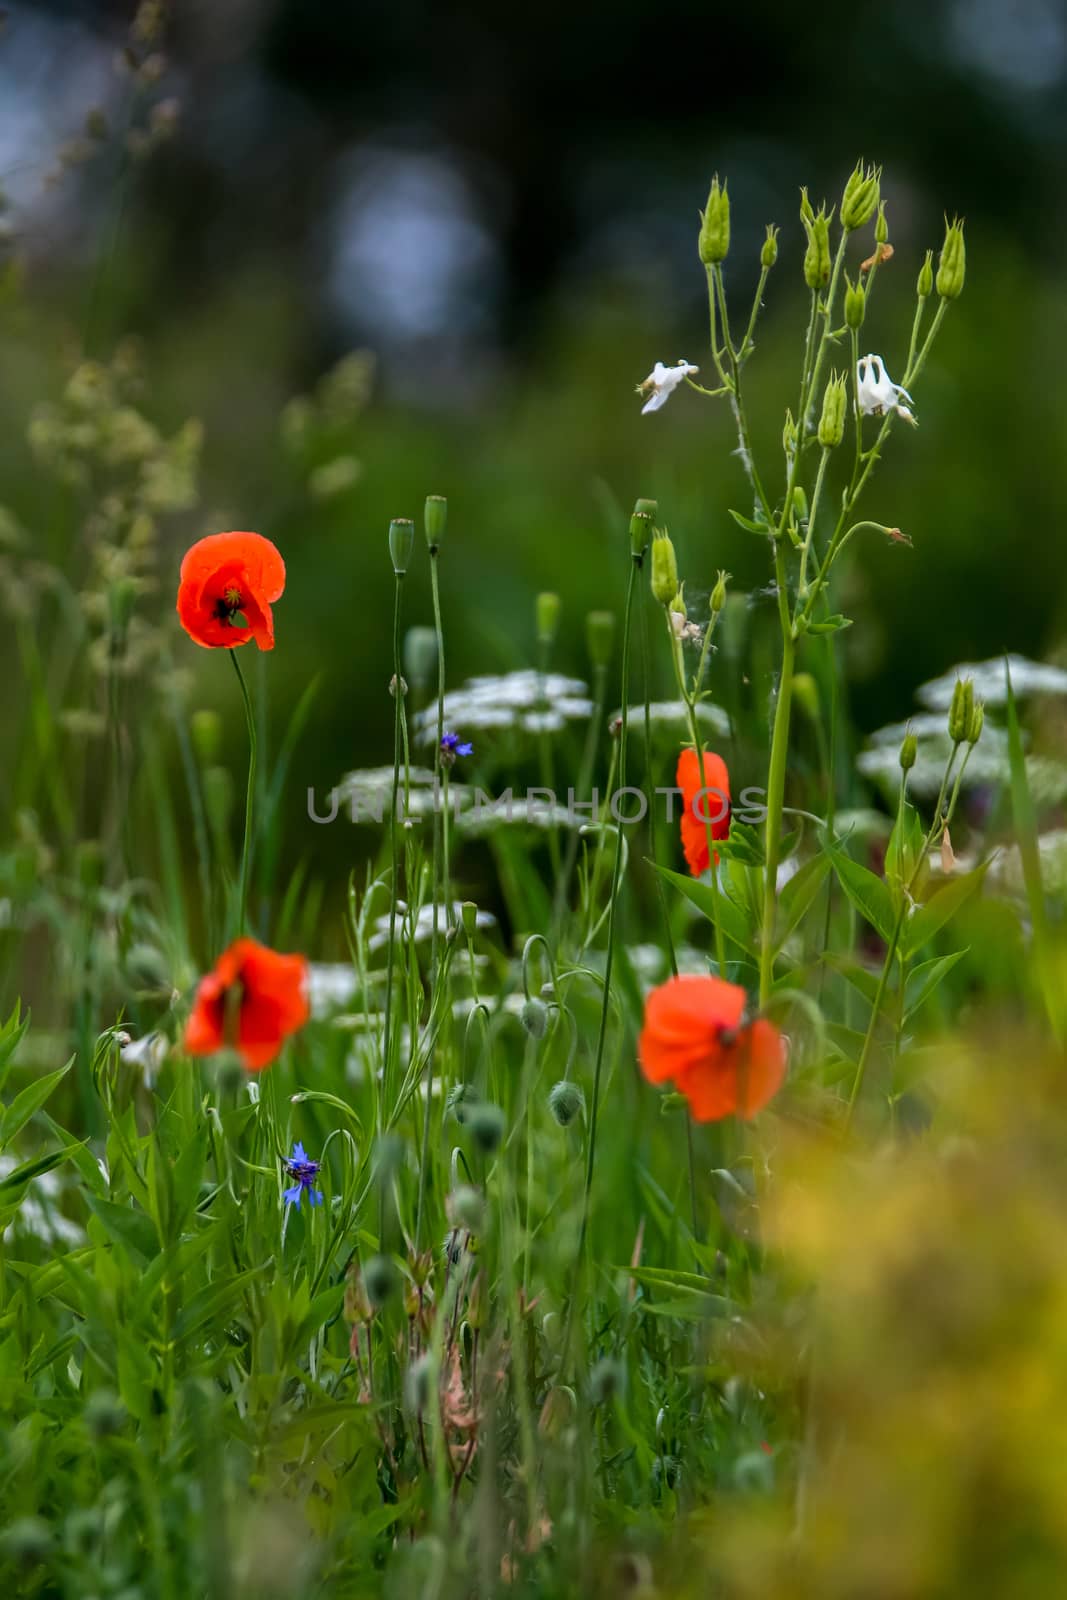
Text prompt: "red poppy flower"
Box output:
[[677, 748, 731, 876], [184, 937, 309, 1071], [637, 974, 785, 1121], [177, 531, 286, 651]]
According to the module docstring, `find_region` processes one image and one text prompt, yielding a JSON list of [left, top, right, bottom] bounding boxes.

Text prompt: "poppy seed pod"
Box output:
[[761, 224, 779, 269], [917, 249, 934, 299], [698, 175, 730, 264], [936, 217, 966, 300], [403, 626, 438, 692], [424, 494, 447, 551], [460, 901, 478, 940], [586, 609, 615, 669], [548, 1078, 585, 1127], [650, 533, 679, 606], [629, 509, 653, 560], [536, 591, 560, 648], [840, 160, 881, 233], [388, 517, 415, 576]]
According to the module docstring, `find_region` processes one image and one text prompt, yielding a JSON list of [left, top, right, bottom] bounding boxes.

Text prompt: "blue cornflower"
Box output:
[[282, 1142, 323, 1210], [441, 731, 473, 758]]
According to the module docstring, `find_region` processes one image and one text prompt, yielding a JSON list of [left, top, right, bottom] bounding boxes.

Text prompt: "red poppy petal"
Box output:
[[675, 1054, 736, 1121], [734, 1019, 787, 1118]]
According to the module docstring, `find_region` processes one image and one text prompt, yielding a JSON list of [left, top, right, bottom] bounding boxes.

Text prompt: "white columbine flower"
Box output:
[[637, 360, 699, 415], [856, 354, 916, 425]]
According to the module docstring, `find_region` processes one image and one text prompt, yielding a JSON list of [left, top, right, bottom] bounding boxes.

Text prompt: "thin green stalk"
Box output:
[[228, 648, 257, 938], [759, 551, 795, 1007], [641, 588, 677, 979], [382, 577, 404, 1114], [568, 554, 638, 1355], [709, 266, 774, 522], [666, 614, 726, 976], [416, 552, 448, 1249]]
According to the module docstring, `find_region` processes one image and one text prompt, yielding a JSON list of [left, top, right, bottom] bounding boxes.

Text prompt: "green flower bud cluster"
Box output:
[[698, 175, 730, 265], [817, 373, 848, 450], [650, 531, 679, 606], [844, 274, 866, 330], [937, 216, 966, 300], [800, 189, 833, 289], [947, 678, 983, 745], [840, 160, 881, 233]]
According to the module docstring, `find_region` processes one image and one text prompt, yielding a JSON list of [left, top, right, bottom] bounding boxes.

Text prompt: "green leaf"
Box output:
[[648, 861, 755, 955], [903, 864, 989, 957], [715, 822, 764, 867], [0, 1002, 30, 1096], [624, 1265, 719, 1295], [806, 613, 852, 635], [0, 1144, 81, 1193], [2, 1059, 73, 1148], [775, 854, 830, 950], [728, 509, 772, 536], [904, 950, 967, 1021], [85, 1195, 161, 1265], [827, 848, 896, 945]]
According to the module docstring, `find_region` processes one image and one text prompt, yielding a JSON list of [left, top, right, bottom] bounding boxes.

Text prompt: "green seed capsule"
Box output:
[[698, 175, 730, 264], [424, 493, 447, 551], [650, 533, 679, 606], [840, 160, 881, 233], [388, 517, 415, 576], [936, 217, 966, 300]]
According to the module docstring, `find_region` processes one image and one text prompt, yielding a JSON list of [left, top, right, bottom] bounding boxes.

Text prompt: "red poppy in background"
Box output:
[[177, 530, 286, 650], [638, 973, 785, 1121], [677, 748, 730, 876], [184, 937, 309, 1071]]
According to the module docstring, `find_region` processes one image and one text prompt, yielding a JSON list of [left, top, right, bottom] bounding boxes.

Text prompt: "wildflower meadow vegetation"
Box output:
[[5, 13, 1067, 1596]]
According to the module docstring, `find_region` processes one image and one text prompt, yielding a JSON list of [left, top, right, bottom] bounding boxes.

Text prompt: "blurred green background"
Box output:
[[2, 0, 1065, 939]]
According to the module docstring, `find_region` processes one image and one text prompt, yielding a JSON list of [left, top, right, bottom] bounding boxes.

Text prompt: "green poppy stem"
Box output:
[[228, 646, 257, 938]]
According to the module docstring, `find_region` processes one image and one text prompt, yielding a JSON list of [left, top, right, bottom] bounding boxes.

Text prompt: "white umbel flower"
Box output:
[[637, 360, 699, 415], [856, 353, 916, 425]]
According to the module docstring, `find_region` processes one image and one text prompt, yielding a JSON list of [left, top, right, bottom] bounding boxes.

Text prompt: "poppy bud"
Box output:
[[840, 160, 880, 233], [711, 570, 729, 615], [802, 202, 832, 289], [586, 609, 615, 669], [403, 626, 438, 694], [590, 1356, 626, 1405], [948, 678, 974, 744], [521, 996, 548, 1038], [388, 517, 415, 576], [936, 217, 966, 300], [967, 701, 984, 745], [817, 374, 847, 450], [424, 493, 447, 552], [468, 1101, 506, 1154], [761, 224, 779, 269], [405, 1353, 435, 1415], [536, 591, 560, 648], [548, 1078, 585, 1126], [917, 249, 934, 299], [698, 175, 730, 264], [460, 900, 478, 940], [190, 708, 221, 765], [650, 532, 679, 606], [447, 1184, 484, 1233], [792, 672, 821, 723], [84, 1388, 126, 1439], [844, 276, 866, 330], [363, 1254, 399, 1308], [899, 729, 918, 771], [874, 202, 889, 246]]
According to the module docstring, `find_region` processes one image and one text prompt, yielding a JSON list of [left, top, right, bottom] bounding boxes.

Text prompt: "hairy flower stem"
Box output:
[[846, 744, 967, 1127], [382, 576, 405, 1124], [566, 554, 637, 1366], [759, 548, 795, 1008], [415, 552, 448, 1249], [228, 648, 257, 938]]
